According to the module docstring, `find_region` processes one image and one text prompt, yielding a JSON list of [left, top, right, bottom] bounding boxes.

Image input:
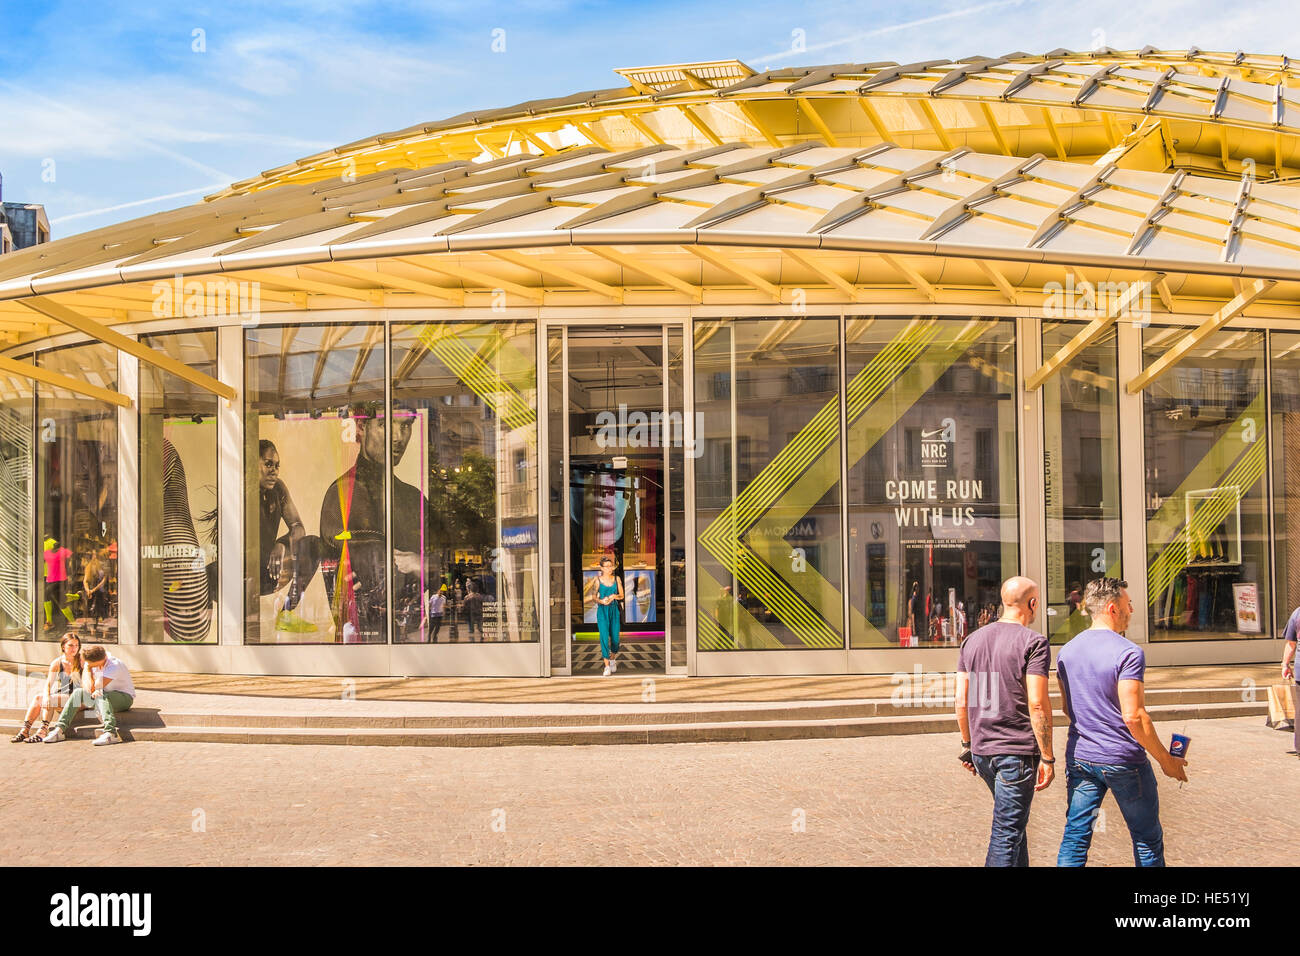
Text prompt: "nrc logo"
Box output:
[[920, 418, 956, 469]]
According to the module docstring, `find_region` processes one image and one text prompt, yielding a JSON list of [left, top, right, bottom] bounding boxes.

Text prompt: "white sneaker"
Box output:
[[42, 726, 66, 744], [93, 731, 121, 746], [610, 660, 617, 673], [602, 665, 611, 677]]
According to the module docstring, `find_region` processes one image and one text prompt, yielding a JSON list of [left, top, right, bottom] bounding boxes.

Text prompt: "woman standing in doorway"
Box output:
[[595, 556, 624, 677]]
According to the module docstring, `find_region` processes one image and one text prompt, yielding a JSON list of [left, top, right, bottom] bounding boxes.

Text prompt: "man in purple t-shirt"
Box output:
[[1055, 577, 1189, 867], [955, 576, 1055, 866]]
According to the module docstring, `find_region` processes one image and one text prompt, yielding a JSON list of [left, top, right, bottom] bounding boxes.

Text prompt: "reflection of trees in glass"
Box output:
[[428, 448, 496, 557]]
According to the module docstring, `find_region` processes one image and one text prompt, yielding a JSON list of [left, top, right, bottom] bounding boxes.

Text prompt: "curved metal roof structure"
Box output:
[[210, 47, 1300, 197], [0, 48, 1297, 397]]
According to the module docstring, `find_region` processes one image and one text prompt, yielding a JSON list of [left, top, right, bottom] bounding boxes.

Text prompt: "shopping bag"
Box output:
[[897, 626, 912, 647], [1266, 684, 1296, 730]]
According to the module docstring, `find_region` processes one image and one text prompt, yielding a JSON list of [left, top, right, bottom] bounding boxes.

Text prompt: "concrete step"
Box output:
[[0, 686, 1261, 733], [0, 686, 1258, 728], [17, 699, 1269, 748]]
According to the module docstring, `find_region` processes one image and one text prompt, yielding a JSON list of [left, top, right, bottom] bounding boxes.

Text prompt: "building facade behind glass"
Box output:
[[0, 309, 1288, 676]]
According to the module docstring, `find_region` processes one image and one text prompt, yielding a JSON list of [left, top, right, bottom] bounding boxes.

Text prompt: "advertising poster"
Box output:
[[140, 418, 218, 643], [253, 410, 390, 643], [1232, 583, 1261, 633], [625, 570, 656, 623]]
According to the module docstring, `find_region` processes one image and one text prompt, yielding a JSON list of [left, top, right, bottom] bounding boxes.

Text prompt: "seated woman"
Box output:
[[11, 633, 83, 742]]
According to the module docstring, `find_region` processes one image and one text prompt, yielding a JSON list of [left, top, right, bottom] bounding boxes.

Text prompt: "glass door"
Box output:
[[561, 326, 672, 674]]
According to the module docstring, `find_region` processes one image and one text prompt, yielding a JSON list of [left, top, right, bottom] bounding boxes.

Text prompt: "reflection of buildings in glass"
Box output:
[[846, 327, 1016, 646], [698, 333, 844, 645], [495, 410, 538, 642], [1143, 342, 1266, 640], [1041, 328, 1122, 642]]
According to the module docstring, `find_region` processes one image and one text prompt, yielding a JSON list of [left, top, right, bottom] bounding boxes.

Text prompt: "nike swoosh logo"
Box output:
[[921, 428, 944, 439]]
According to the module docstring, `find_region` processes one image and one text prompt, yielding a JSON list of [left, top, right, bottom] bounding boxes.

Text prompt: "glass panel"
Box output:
[[1273, 331, 1300, 632], [244, 324, 386, 644], [695, 317, 844, 651], [668, 325, 686, 669], [1144, 327, 1269, 640], [36, 344, 119, 642], [390, 319, 540, 643], [0, 371, 33, 639], [1042, 322, 1122, 643], [567, 327, 666, 672], [548, 326, 567, 669], [139, 331, 219, 643], [846, 317, 1018, 648]]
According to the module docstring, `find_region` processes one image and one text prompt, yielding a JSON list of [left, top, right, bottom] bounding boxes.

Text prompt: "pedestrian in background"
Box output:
[[1281, 606, 1298, 756], [955, 575, 1054, 866]]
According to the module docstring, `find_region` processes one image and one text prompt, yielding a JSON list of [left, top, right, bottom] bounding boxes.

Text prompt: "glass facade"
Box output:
[[0, 369, 33, 640], [390, 320, 540, 644], [1272, 332, 1300, 632], [1041, 322, 1122, 644], [694, 317, 844, 651], [847, 318, 1018, 648], [36, 344, 119, 643], [0, 313, 1289, 672], [244, 323, 388, 644], [139, 331, 219, 644], [1143, 328, 1270, 641]]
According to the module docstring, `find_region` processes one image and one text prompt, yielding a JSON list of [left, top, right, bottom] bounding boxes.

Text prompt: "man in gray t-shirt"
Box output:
[[956, 576, 1055, 866]]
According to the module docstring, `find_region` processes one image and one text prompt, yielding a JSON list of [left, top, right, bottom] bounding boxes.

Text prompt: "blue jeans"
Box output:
[[1057, 759, 1165, 867], [971, 753, 1037, 867]]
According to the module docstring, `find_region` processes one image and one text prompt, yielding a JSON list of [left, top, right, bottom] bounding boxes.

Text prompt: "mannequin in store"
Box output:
[[42, 537, 75, 631]]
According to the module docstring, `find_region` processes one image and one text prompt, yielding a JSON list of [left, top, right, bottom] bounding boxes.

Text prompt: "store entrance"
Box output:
[[561, 326, 674, 675]]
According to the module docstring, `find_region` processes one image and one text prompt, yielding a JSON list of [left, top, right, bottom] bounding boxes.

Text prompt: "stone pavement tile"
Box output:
[[0, 715, 1292, 866]]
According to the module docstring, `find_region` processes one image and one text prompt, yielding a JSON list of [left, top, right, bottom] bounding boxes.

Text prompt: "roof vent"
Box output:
[[615, 60, 754, 94]]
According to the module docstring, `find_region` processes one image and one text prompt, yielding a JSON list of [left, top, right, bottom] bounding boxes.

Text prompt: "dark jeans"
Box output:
[[1292, 685, 1299, 755], [1058, 759, 1165, 867], [972, 753, 1037, 867]]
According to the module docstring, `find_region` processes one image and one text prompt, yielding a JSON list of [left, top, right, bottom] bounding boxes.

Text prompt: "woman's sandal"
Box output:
[[24, 723, 49, 743], [10, 728, 30, 742]]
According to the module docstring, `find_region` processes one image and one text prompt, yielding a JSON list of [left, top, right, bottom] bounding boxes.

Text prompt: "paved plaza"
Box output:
[[1, 715, 1292, 866]]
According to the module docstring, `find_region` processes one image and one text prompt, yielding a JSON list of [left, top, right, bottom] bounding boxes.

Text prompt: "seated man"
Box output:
[[43, 644, 136, 746]]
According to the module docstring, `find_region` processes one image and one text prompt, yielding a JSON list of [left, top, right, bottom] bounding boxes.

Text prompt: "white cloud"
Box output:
[[222, 26, 467, 97]]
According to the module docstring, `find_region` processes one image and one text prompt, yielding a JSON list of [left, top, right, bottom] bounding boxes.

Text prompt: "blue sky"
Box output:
[[0, 0, 1293, 237]]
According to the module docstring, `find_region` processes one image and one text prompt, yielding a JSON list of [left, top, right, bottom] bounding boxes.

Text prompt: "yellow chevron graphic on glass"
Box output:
[[416, 323, 536, 431], [1144, 388, 1265, 600], [698, 319, 1002, 649], [696, 565, 786, 649], [1146, 438, 1266, 600]]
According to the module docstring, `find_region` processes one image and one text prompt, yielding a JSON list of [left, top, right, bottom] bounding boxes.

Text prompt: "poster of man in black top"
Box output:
[[318, 402, 435, 642]]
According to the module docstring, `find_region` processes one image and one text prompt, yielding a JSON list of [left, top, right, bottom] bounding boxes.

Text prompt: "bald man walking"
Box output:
[[956, 575, 1055, 866]]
